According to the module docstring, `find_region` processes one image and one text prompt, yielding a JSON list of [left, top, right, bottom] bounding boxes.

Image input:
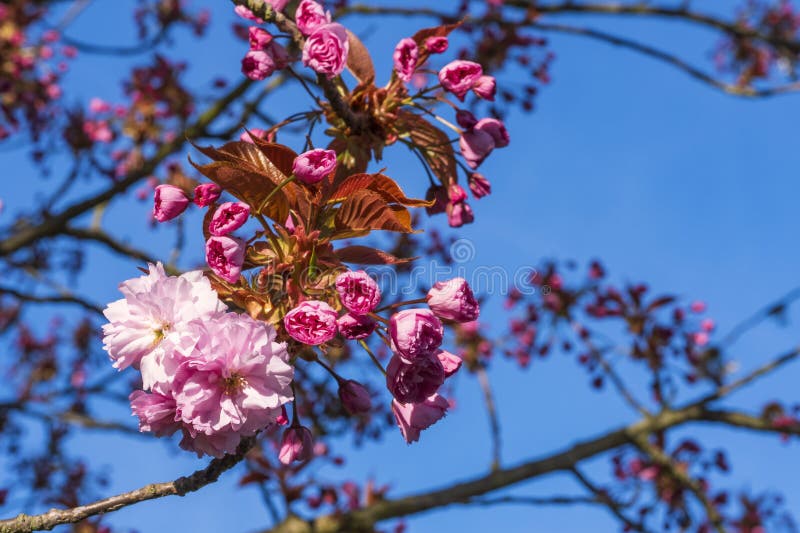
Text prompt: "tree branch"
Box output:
[[0, 437, 256, 533], [0, 78, 253, 258]]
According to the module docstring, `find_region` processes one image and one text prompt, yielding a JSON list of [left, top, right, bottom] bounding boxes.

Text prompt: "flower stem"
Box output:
[[359, 340, 386, 376], [374, 297, 428, 313], [258, 174, 297, 215]]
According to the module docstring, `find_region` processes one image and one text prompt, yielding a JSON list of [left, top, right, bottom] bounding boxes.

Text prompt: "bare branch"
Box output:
[[0, 285, 103, 316], [475, 365, 502, 470], [0, 78, 254, 258], [0, 437, 256, 533]]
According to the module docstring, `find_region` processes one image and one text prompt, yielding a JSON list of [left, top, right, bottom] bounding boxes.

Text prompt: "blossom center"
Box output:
[[222, 373, 247, 395]]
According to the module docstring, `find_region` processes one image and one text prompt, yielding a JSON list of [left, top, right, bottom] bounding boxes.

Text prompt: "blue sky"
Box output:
[[2, 1, 799, 532]]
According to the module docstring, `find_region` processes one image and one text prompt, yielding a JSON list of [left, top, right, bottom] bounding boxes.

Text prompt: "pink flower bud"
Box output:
[[292, 148, 337, 184], [690, 301, 707, 313], [193, 183, 221, 207], [295, 0, 331, 36], [89, 97, 111, 114], [389, 309, 444, 362], [393, 37, 419, 83], [427, 277, 480, 322], [337, 312, 377, 340], [424, 36, 448, 54], [438, 60, 483, 101], [284, 300, 338, 345], [455, 109, 478, 129], [338, 380, 372, 414], [153, 184, 189, 222], [278, 426, 314, 464], [248, 27, 273, 50], [392, 394, 449, 444], [335, 270, 381, 315], [459, 128, 495, 169], [209, 201, 250, 236], [468, 173, 491, 199], [425, 185, 448, 215], [701, 318, 715, 332], [474, 118, 510, 148], [447, 184, 468, 204], [446, 201, 474, 228], [436, 350, 463, 377], [302, 23, 349, 79], [386, 353, 445, 404], [472, 75, 496, 101], [241, 44, 288, 80], [205, 235, 245, 283]]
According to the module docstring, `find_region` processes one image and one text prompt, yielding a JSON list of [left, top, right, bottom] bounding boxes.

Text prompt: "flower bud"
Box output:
[[468, 173, 491, 199], [386, 353, 445, 404], [424, 36, 449, 54], [446, 201, 475, 228], [427, 277, 480, 322], [302, 23, 349, 79], [335, 270, 381, 315], [337, 313, 377, 340], [193, 183, 221, 207], [209, 201, 250, 236], [474, 118, 510, 148], [292, 148, 337, 184], [205, 235, 245, 283], [295, 0, 331, 36], [153, 184, 189, 222], [393, 37, 419, 83], [438, 60, 483, 101], [389, 309, 444, 362], [459, 128, 495, 169], [278, 426, 314, 464], [392, 394, 449, 444], [283, 300, 338, 345], [436, 350, 463, 377], [472, 75, 496, 101], [338, 380, 372, 414]]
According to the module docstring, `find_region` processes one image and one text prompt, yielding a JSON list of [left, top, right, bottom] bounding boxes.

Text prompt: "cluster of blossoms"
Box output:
[[102, 263, 294, 457], [281, 272, 480, 443], [151, 143, 345, 284], [237, 0, 349, 81], [0, 2, 76, 141], [387, 32, 510, 227]]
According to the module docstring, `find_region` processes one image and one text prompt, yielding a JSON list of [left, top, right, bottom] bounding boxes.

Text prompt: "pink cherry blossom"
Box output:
[[436, 350, 463, 377], [302, 23, 349, 79], [153, 184, 189, 222], [292, 148, 337, 184], [338, 380, 372, 414], [279, 425, 314, 464], [102, 264, 225, 371], [468, 173, 491, 199], [386, 353, 445, 404], [283, 300, 338, 345], [335, 270, 381, 315], [392, 394, 449, 444], [459, 128, 495, 169], [472, 75, 496, 101], [438, 60, 483, 100], [425, 36, 448, 54], [193, 183, 221, 207], [205, 235, 245, 283], [474, 118, 510, 148], [427, 277, 480, 322], [389, 309, 444, 362], [295, 0, 331, 36], [209, 202, 250, 236], [393, 38, 419, 83], [173, 313, 293, 454], [129, 390, 181, 437], [337, 313, 377, 340]]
